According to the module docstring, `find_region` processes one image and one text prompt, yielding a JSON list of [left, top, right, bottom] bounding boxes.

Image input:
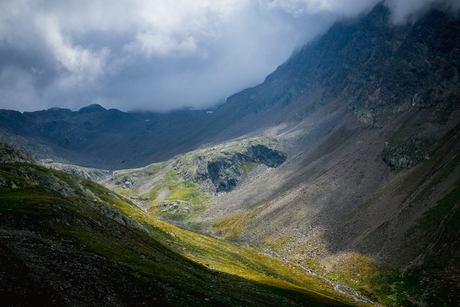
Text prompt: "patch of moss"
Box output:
[[328, 273, 338, 280], [374, 268, 460, 307], [329, 253, 390, 301]]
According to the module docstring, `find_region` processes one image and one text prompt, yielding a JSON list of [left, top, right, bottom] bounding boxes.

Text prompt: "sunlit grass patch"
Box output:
[[213, 207, 265, 238], [167, 187, 199, 201]]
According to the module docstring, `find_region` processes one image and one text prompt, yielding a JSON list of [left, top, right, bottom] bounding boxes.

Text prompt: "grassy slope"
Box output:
[[0, 162, 366, 306], [107, 137, 283, 223]]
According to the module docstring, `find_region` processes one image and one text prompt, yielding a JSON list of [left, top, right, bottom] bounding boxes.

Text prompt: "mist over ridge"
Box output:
[[0, 0, 458, 113]]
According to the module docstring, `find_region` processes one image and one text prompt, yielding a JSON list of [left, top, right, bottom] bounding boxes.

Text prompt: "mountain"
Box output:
[[0, 142, 370, 306], [0, 105, 214, 169], [1, 2, 460, 306]]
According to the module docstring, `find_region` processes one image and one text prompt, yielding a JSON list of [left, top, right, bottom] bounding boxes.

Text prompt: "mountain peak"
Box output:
[[78, 104, 107, 114]]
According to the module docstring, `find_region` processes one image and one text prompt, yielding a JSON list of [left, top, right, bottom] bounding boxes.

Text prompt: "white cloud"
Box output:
[[260, 0, 380, 17], [126, 32, 198, 58], [385, 0, 460, 24], [39, 16, 110, 85]]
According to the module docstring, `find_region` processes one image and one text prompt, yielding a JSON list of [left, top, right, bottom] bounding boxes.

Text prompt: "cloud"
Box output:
[[384, 0, 460, 24], [0, 0, 458, 113], [0, 67, 48, 112], [260, 0, 380, 17]]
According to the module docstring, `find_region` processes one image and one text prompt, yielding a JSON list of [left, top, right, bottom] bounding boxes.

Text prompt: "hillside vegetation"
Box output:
[[0, 143, 370, 306]]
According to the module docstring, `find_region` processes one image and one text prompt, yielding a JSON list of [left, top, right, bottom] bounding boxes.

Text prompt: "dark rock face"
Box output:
[[382, 138, 431, 169], [207, 146, 286, 193], [244, 144, 287, 168], [207, 154, 247, 193], [215, 3, 460, 127]]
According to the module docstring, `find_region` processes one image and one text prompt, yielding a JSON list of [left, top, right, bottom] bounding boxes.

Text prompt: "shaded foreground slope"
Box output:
[[0, 143, 367, 307]]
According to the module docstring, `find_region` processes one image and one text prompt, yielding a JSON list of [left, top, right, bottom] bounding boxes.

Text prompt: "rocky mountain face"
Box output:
[[214, 2, 460, 126], [2, 2, 460, 306], [190, 144, 286, 193], [0, 142, 35, 165]]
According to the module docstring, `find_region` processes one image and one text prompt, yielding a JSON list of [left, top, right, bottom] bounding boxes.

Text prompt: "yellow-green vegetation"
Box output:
[[104, 136, 286, 224], [333, 262, 460, 307], [323, 249, 460, 306], [167, 181, 200, 201], [213, 207, 266, 237], [147, 172, 211, 221], [0, 161, 366, 306], [327, 254, 389, 301]]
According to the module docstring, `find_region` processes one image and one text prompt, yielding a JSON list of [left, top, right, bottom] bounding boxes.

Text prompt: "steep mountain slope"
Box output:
[[181, 4, 460, 306], [0, 142, 370, 307]]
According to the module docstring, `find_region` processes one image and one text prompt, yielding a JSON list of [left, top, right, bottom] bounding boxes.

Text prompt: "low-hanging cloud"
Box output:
[[0, 0, 458, 112], [385, 0, 460, 24]]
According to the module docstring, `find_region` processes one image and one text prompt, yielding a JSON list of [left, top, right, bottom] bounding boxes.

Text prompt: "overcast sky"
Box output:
[[0, 0, 458, 113]]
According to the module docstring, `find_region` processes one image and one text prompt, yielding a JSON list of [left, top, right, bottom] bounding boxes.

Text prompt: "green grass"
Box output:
[[167, 187, 200, 201], [327, 273, 338, 280]]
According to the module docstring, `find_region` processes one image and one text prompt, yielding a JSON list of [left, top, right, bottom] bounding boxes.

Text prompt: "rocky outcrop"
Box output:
[[207, 154, 250, 193], [382, 139, 431, 169], [0, 142, 35, 164], [205, 145, 287, 193], [42, 162, 113, 182], [382, 94, 460, 169], [171, 144, 286, 193], [243, 144, 287, 168], [189, 145, 287, 193]]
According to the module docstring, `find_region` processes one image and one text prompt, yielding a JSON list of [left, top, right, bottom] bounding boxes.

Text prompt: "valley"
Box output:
[[1, 2, 460, 306]]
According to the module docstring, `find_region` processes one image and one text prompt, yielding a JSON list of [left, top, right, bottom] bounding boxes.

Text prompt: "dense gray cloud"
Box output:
[[0, 0, 457, 112]]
